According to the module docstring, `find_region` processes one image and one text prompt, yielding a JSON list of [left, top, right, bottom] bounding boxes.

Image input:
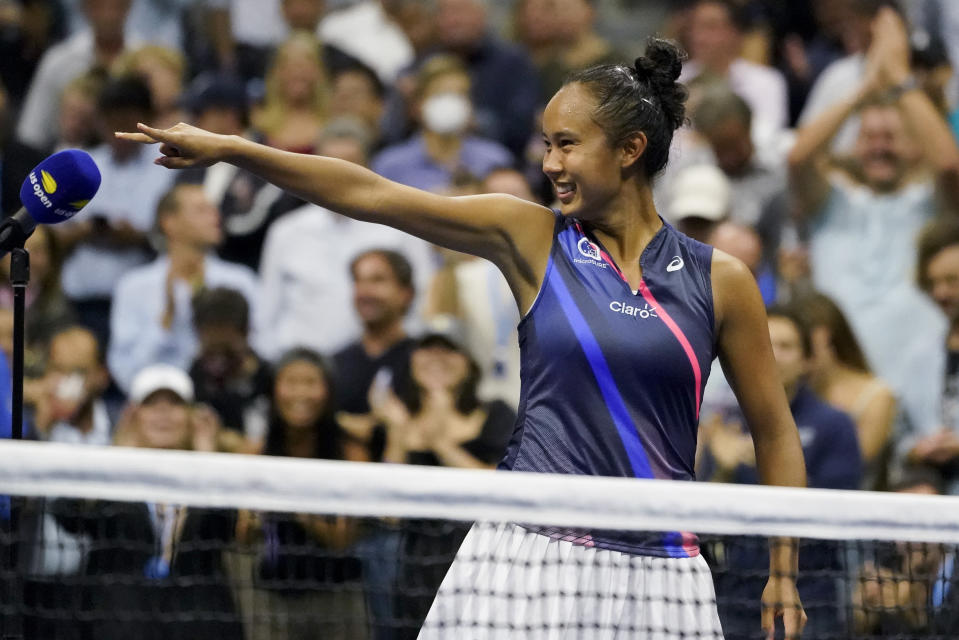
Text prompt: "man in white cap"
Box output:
[[666, 164, 731, 242], [120, 363, 242, 453]]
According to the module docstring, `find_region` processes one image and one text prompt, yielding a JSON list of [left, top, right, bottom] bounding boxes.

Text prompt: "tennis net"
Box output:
[[1, 440, 958, 639]]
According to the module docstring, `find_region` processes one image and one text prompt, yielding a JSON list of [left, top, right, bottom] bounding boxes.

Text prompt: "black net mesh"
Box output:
[[2, 497, 958, 639]]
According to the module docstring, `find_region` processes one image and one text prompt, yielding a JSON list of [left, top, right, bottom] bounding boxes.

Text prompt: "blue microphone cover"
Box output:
[[19, 149, 101, 224]]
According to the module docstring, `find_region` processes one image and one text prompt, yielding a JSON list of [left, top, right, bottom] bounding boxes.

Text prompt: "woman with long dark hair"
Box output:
[[246, 348, 369, 640]]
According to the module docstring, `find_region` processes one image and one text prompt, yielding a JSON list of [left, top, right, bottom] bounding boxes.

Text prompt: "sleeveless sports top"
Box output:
[[500, 213, 717, 557]]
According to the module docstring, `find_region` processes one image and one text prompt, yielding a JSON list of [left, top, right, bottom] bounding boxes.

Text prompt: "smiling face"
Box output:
[[855, 104, 911, 192], [541, 83, 629, 218], [274, 359, 329, 429]]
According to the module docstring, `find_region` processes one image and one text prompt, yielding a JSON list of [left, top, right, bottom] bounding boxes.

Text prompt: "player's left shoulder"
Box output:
[[709, 249, 764, 328]]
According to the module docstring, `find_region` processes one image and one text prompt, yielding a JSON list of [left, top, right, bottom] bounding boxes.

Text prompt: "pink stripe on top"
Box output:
[[637, 280, 703, 419]]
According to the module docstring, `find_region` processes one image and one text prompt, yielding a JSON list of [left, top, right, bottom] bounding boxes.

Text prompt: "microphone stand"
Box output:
[[3, 244, 27, 640], [11, 246, 28, 440]]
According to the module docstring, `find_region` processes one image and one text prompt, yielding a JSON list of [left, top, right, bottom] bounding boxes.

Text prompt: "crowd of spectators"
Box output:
[[2, 0, 959, 636]]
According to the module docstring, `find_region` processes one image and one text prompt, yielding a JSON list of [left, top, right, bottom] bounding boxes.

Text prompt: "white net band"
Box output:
[[0, 440, 957, 544]]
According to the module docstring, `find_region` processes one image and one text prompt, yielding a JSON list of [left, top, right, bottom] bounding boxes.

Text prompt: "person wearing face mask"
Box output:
[[370, 55, 514, 193], [49, 364, 244, 639], [189, 287, 271, 452]]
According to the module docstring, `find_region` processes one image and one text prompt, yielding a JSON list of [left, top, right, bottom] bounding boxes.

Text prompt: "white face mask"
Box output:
[[421, 92, 471, 135]]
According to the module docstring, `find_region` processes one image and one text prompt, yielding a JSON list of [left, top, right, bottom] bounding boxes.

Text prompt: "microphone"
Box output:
[[0, 149, 102, 258]]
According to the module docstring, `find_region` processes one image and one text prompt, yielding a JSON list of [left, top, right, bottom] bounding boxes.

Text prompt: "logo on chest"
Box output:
[[573, 237, 607, 268], [578, 237, 601, 260], [609, 300, 658, 319]]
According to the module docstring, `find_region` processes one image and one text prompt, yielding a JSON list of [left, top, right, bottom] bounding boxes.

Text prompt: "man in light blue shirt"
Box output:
[[108, 183, 259, 394], [788, 8, 959, 436]]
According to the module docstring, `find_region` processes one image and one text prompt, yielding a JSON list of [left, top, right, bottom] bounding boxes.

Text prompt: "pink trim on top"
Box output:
[[637, 281, 703, 420], [574, 222, 703, 419], [680, 531, 700, 556]]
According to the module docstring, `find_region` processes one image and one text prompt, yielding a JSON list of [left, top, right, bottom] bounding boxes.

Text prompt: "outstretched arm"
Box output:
[[117, 123, 555, 311], [712, 251, 808, 640]]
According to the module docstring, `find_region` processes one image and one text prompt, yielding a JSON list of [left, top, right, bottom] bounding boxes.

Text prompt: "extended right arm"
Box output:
[[119, 124, 555, 311]]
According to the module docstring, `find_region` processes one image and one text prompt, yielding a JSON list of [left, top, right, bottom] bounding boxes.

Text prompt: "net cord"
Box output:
[[0, 440, 957, 543]]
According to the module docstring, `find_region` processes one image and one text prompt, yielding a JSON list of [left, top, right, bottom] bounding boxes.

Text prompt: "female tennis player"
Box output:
[[119, 38, 807, 639]]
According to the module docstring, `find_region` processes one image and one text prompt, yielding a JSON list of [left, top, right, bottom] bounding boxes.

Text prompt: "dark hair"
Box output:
[[398, 335, 482, 414], [797, 293, 871, 374], [98, 75, 153, 115], [692, 82, 752, 133], [349, 248, 415, 291], [193, 287, 250, 334], [333, 63, 386, 99], [265, 348, 345, 460], [565, 38, 688, 178], [766, 304, 812, 358], [184, 72, 250, 128], [917, 217, 959, 293]]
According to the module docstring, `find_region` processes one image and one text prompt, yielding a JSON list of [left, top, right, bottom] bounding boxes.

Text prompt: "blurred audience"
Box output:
[[108, 183, 259, 393], [852, 464, 959, 636], [190, 287, 271, 451], [17, 0, 137, 151], [514, 0, 624, 100], [372, 331, 514, 637], [30, 325, 111, 444], [0, 81, 44, 216], [257, 117, 435, 360], [0, 225, 76, 378], [334, 249, 416, 436], [788, 6, 958, 438], [372, 54, 513, 192], [0, 0, 67, 104], [700, 304, 861, 637], [253, 32, 330, 153], [798, 0, 899, 151], [113, 44, 188, 130], [54, 71, 105, 151], [679, 0, 789, 148], [329, 64, 387, 145], [666, 163, 730, 243], [424, 167, 533, 409], [432, 0, 539, 157], [800, 292, 898, 491], [53, 363, 243, 638], [907, 219, 959, 495], [691, 83, 790, 258], [319, 0, 415, 85], [20, 325, 111, 638], [177, 73, 303, 270], [56, 75, 174, 348]]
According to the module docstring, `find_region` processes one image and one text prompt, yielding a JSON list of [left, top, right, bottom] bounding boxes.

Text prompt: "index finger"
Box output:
[[114, 131, 158, 144]]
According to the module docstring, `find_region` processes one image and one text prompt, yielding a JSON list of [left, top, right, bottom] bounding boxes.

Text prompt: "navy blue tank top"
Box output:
[[500, 213, 717, 557]]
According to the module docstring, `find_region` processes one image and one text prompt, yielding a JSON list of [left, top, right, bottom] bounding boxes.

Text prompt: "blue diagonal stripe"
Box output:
[[548, 274, 655, 479]]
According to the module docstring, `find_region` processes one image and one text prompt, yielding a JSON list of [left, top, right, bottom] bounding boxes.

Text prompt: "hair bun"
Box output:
[[632, 38, 687, 131], [633, 38, 684, 88]]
